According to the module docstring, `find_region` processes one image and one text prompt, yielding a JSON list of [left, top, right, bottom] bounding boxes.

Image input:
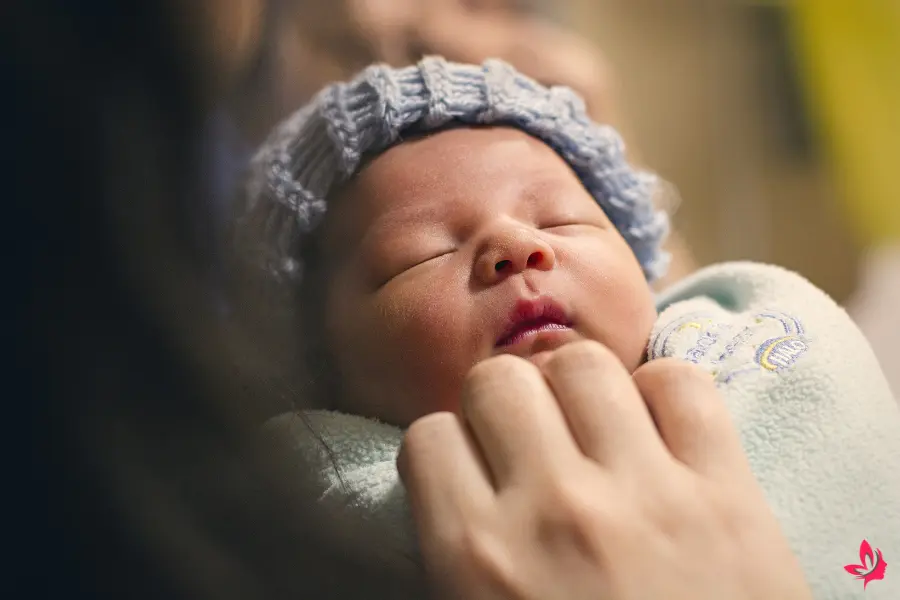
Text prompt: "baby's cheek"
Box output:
[[368, 282, 477, 418], [604, 280, 657, 370], [389, 281, 475, 369], [573, 251, 656, 371]]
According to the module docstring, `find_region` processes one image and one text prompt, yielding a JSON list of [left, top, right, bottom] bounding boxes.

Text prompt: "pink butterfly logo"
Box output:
[[844, 539, 887, 590]]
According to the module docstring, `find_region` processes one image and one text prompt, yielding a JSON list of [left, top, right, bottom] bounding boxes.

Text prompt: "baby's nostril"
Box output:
[[495, 259, 511, 272], [527, 252, 543, 267]]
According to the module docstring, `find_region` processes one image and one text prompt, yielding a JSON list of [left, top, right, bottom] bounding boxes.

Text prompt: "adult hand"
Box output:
[[398, 341, 813, 600]]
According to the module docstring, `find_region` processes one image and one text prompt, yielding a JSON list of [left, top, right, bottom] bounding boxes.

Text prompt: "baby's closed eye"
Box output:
[[539, 220, 607, 235], [534, 200, 610, 234], [371, 247, 457, 288], [541, 221, 598, 231]]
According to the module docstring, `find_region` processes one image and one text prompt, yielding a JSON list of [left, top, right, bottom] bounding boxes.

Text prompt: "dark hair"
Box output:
[[8, 1, 423, 597]]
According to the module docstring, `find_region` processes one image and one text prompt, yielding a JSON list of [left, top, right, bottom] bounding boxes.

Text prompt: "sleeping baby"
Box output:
[[236, 57, 900, 599]]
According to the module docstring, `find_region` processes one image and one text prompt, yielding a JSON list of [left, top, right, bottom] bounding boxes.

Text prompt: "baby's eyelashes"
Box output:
[[372, 248, 457, 288], [409, 249, 457, 270], [540, 222, 604, 234]]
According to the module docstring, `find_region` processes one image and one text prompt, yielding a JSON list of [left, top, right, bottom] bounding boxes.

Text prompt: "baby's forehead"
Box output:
[[350, 127, 577, 210], [318, 125, 585, 253]]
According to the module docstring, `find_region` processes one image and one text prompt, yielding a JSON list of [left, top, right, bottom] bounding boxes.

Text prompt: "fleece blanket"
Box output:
[[264, 262, 900, 598]]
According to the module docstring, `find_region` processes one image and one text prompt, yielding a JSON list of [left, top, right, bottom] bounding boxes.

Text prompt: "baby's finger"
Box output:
[[633, 358, 753, 482], [460, 354, 582, 488], [540, 340, 668, 470], [399, 412, 495, 542]]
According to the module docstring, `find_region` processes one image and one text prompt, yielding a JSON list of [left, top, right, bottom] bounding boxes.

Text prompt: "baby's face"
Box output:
[[314, 127, 657, 426]]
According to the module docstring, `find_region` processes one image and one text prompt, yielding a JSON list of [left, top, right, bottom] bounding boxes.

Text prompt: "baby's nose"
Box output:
[[476, 228, 556, 283]]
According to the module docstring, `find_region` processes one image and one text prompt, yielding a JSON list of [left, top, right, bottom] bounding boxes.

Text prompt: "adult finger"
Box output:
[[460, 354, 582, 488], [633, 358, 752, 482], [540, 340, 668, 470], [398, 412, 495, 542]]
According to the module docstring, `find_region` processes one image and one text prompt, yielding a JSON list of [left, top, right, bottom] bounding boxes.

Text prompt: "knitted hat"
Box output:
[[241, 56, 671, 284]]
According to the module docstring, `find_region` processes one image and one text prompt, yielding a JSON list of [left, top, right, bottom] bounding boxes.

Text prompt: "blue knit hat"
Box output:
[[242, 56, 671, 283]]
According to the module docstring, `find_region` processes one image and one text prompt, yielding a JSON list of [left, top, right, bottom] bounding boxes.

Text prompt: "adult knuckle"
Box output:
[[457, 525, 498, 568], [454, 525, 523, 596], [672, 384, 719, 428], [463, 356, 540, 419], [467, 354, 533, 388], [542, 478, 611, 535], [403, 412, 456, 453], [634, 360, 722, 427], [635, 357, 715, 392], [534, 479, 625, 565], [648, 475, 706, 530], [545, 339, 617, 373]]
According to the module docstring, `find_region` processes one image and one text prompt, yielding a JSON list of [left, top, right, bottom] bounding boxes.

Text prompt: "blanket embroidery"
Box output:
[[649, 309, 811, 386]]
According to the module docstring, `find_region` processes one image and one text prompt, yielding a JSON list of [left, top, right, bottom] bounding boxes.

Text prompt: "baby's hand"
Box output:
[[398, 341, 813, 600]]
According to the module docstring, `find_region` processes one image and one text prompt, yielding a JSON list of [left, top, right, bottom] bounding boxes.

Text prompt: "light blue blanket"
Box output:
[[265, 262, 900, 598]]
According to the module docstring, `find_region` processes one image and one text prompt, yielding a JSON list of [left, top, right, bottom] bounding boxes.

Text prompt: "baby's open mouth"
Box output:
[[495, 297, 573, 348]]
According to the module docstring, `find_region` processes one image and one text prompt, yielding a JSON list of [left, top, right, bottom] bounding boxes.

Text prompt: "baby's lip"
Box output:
[[495, 297, 573, 347]]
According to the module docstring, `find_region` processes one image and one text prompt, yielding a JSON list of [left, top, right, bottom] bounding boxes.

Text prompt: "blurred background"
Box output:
[[213, 0, 899, 394], [9, 1, 898, 598]]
